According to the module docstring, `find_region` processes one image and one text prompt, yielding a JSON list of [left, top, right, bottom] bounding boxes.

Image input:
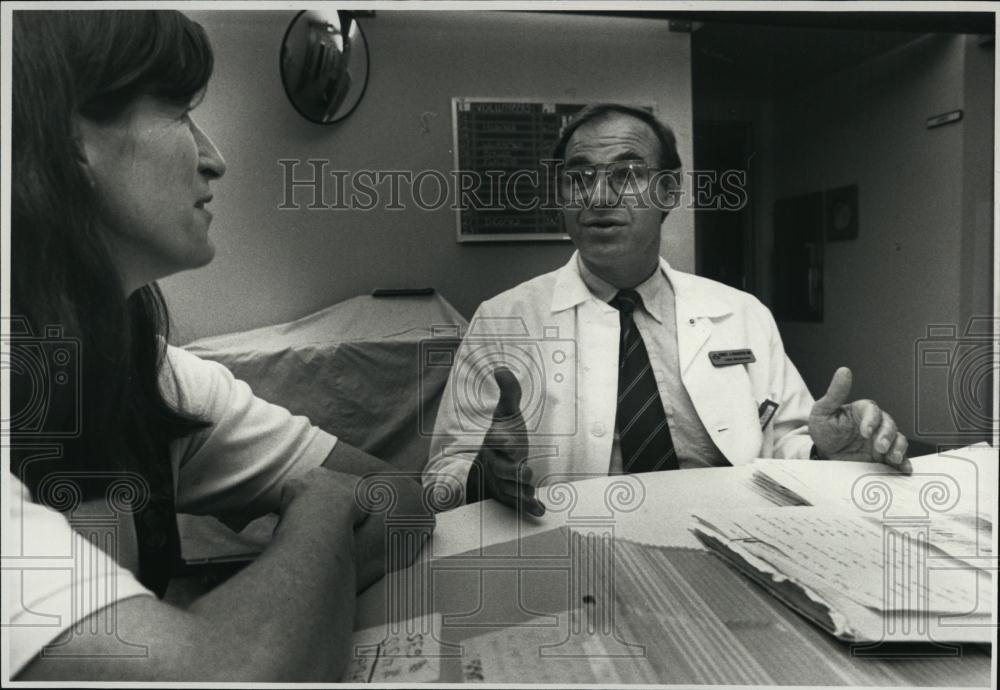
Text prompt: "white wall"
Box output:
[[766, 34, 993, 446], [162, 11, 693, 342]]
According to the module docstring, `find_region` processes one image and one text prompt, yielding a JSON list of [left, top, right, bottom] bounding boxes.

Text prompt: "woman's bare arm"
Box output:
[[18, 467, 363, 682], [321, 441, 435, 591]]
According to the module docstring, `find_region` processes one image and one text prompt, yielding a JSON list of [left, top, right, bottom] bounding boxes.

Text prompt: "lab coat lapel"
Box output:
[[664, 261, 723, 375], [575, 298, 618, 479], [677, 312, 712, 375], [549, 255, 617, 481], [662, 261, 760, 465]]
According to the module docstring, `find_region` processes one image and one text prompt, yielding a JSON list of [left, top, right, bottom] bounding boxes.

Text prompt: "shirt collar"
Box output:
[[550, 252, 596, 313], [575, 255, 618, 302], [576, 255, 671, 324], [551, 251, 734, 320]]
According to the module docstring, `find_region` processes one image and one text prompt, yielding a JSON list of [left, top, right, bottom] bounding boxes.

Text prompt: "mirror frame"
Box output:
[[279, 10, 371, 125]]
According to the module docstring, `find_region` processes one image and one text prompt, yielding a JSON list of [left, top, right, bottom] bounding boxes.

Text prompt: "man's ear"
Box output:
[[653, 169, 681, 221]]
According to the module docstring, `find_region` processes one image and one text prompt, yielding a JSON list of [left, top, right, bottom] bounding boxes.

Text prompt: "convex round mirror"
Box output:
[[280, 10, 370, 124]]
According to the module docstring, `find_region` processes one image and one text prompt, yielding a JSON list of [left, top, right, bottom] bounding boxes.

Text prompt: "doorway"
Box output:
[[692, 120, 754, 292]]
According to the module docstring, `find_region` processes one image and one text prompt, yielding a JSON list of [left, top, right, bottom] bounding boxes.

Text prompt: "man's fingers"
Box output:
[[523, 497, 546, 517], [497, 479, 546, 517], [493, 367, 523, 419], [482, 445, 531, 481], [485, 367, 539, 516], [813, 366, 854, 416], [517, 463, 533, 484], [491, 456, 532, 483], [483, 425, 528, 452], [493, 477, 545, 516], [873, 411, 898, 456], [857, 401, 882, 441], [888, 432, 911, 474], [496, 477, 534, 502]]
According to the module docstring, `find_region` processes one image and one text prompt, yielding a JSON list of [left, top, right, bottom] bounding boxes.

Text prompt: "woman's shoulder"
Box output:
[[159, 344, 235, 417]]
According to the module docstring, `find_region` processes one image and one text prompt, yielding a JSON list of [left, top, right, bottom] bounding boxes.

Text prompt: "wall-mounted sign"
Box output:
[[452, 98, 584, 242]]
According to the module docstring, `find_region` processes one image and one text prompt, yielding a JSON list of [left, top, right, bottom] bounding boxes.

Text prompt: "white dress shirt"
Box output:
[[576, 257, 729, 470]]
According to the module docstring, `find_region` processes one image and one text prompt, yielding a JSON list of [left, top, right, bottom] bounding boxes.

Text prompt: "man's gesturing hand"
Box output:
[[808, 366, 911, 473], [470, 367, 546, 517]]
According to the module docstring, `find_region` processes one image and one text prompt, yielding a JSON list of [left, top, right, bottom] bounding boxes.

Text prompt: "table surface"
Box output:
[[353, 465, 994, 685]]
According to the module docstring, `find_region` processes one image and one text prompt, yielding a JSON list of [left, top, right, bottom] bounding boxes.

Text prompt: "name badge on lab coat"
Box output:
[[709, 349, 756, 367]]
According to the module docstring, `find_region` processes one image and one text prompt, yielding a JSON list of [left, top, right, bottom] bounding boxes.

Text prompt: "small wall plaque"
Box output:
[[926, 110, 963, 128], [825, 184, 858, 242]]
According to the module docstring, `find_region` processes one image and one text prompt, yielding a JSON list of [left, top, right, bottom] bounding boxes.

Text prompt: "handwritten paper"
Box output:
[[923, 513, 993, 567], [692, 509, 990, 614], [341, 613, 442, 683], [460, 611, 657, 684]]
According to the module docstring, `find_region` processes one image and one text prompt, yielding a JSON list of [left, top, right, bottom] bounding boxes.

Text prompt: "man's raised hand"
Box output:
[[808, 367, 911, 473], [471, 367, 546, 517]]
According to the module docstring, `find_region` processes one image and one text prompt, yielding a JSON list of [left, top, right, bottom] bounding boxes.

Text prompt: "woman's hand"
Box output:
[[275, 467, 369, 558], [352, 474, 435, 591]]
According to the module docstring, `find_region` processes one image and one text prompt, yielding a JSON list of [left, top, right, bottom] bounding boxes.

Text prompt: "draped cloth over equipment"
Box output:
[[178, 293, 467, 562]]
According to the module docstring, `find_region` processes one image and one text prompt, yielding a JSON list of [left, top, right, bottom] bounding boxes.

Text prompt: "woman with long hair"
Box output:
[[8, 10, 429, 680]]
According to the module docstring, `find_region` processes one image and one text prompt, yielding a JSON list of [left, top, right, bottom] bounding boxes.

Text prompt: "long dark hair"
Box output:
[[11, 11, 213, 501]]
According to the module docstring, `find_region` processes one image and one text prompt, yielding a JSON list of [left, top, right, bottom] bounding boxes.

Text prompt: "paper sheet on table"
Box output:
[[750, 443, 997, 524], [341, 613, 443, 683], [692, 509, 991, 614], [460, 610, 657, 684]]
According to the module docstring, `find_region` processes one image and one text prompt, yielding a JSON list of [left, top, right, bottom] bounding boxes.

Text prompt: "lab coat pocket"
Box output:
[[695, 361, 763, 464]]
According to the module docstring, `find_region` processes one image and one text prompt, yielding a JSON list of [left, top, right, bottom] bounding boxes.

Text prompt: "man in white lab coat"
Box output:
[[424, 104, 910, 515]]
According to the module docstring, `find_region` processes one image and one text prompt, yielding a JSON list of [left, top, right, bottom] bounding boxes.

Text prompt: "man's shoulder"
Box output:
[[479, 265, 564, 314], [669, 267, 769, 314]]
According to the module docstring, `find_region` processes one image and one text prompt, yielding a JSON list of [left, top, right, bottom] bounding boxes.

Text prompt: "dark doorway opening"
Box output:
[[693, 121, 754, 292]]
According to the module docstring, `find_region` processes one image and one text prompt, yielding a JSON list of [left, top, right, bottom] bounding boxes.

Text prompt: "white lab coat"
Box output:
[[423, 254, 815, 508]]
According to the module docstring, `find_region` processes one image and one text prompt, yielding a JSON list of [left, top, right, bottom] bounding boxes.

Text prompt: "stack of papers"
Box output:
[[750, 443, 997, 522], [691, 508, 993, 642], [694, 444, 996, 643]]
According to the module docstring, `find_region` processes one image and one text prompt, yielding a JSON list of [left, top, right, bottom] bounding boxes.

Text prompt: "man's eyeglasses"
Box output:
[[557, 160, 654, 200]]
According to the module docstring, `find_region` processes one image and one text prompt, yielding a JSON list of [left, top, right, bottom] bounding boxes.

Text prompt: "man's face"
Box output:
[[560, 113, 667, 288]]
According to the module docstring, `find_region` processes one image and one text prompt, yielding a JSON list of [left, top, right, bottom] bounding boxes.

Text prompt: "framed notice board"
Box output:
[[452, 98, 586, 242]]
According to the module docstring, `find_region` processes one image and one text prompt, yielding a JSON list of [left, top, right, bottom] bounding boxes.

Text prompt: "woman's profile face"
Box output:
[[77, 95, 226, 292]]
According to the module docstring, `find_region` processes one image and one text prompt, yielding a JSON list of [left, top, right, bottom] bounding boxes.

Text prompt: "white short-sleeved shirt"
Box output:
[[4, 346, 337, 677]]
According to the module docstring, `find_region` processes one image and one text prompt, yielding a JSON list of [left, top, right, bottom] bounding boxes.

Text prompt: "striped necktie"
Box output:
[[611, 290, 678, 473]]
